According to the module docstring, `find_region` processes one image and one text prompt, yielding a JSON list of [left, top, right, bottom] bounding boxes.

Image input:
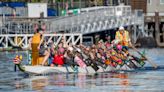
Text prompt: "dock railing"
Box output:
[[0, 5, 145, 46], [0, 33, 82, 49], [0, 5, 139, 35]]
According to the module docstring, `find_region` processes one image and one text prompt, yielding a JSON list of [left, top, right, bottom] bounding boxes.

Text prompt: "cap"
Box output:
[[119, 26, 124, 30]]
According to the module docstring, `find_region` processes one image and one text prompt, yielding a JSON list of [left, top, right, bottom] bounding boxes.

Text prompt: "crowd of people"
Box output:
[[30, 26, 146, 71]]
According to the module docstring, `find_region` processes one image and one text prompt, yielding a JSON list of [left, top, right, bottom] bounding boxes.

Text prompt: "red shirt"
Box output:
[[53, 54, 64, 65]]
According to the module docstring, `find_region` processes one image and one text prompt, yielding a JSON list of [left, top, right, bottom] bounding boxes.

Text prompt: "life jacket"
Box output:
[[32, 33, 41, 44], [110, 56, 124, 66], [105, 59, 111, 65], [111, 61, 117, 67], [118, 53, 126, 60], [110, 56, 119, 62], [53, 54, 64, 65], [115, 31, 130, 46]]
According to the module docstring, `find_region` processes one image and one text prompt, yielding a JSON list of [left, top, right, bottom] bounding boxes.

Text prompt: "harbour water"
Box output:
[[0, 48, 164, 92]]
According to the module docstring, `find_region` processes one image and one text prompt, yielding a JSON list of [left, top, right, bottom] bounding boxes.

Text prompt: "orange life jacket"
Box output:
[[32, 33, 41, 44], [110, 56, 119, 62], [118, 53, 126, 60], [105, 59, 111, 65], [115, 30, 130, 46], [110, 56, 123, 65]]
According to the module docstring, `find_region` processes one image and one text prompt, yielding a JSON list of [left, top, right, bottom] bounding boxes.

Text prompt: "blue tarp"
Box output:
[[0, 2, 5, 7], [48, 8, 57, 16], [0, 2, 26, 7], [0, 14, 20, 16]]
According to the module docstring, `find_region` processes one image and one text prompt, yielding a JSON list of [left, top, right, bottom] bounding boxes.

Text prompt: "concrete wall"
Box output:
[[147, 0, 164, 13]]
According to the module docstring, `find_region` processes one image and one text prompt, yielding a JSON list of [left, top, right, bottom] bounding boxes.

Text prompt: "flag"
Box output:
[[65, 1, 69, 10], [71, 0, 74, 7], [65, 1, 69, 15]]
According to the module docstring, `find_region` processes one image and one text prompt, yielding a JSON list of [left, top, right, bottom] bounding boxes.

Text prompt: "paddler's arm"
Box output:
[[127, 31, 132, 47], [62, 34, 69, 48], [28, 37, 32, 50], [128, 41, 132, 48]]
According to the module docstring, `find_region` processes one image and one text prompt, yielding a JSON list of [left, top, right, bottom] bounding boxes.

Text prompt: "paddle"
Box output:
[[110, 51, 137, 70], [14, 64, 17, 72], [131, 45, 158, 69]]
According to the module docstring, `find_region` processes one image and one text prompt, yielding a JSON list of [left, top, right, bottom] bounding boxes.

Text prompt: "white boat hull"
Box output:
[[23, 65, 133, 74]]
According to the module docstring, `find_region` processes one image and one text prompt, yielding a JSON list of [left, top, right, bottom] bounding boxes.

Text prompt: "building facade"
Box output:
[[147, 0, 164, 14]]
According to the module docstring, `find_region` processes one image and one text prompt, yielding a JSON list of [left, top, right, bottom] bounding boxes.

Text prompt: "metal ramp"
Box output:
[[2, 5, 144, 34], [50, 6, 144, 35], [0, 5, 145, 49]]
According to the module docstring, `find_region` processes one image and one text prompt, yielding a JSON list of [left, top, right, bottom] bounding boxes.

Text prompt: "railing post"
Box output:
[[5, 35, 8, 48]]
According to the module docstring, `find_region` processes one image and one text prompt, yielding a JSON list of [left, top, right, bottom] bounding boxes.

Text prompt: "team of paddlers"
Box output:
[[49, 41, 146, 70], [13, 26, 147, 71]]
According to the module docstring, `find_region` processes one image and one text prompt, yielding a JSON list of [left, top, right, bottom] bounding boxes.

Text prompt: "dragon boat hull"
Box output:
[[21, 64, 134, 74]]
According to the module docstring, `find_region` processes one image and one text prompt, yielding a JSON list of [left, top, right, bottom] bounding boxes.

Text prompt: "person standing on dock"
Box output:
[[115, 26, 132, 50]]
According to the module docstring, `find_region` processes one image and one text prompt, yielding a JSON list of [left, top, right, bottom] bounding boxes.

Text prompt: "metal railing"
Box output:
[[0, 5, 144, 41], [0, 7, 28, 17], [0, 33, 82, 49]]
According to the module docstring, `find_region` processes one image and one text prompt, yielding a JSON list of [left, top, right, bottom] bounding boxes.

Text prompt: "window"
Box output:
[[160, 0, 164, 4], [147, 0, 152, 5]]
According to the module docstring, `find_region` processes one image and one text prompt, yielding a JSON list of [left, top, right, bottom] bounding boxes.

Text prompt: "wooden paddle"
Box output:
[[131, 45, 158, 69]]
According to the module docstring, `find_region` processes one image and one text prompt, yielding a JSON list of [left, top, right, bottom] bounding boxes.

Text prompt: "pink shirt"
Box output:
[[74, 56, 86, 68], [58, 47, 65, 54]]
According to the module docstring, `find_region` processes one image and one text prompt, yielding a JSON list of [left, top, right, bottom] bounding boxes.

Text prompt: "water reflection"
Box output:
[[14, 70, 164, 92], [32, 77, 48, 90], [14, 80, 27, 90], [49, 73, 66, 87], [77, 73, 87, 88], [2, 69, 164, 92], [38, 73, 133, 91]]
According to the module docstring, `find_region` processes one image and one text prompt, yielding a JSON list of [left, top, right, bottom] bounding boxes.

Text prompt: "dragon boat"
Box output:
[[13, 53, 146, 74], [13, 40, 150, 75]]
